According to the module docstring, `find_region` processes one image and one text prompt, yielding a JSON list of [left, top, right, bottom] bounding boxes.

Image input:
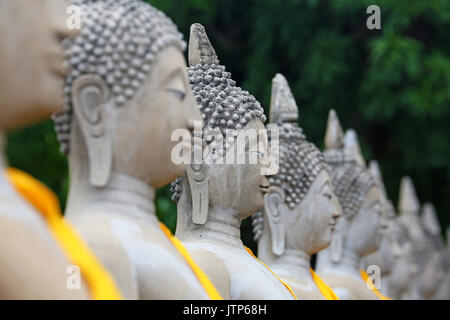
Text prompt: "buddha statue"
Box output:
[[361, 161, 396, 298], [396, 176, 437, 299], [419, 203, 448, 299], [438, 227, 450, 300], [251, 74, 342, 300], [0, 0, 107, 299], [53, 0, 221, 300], [171, 24, 296, 300], [315, 110, 387, 300], [386, 218, 414, 299]]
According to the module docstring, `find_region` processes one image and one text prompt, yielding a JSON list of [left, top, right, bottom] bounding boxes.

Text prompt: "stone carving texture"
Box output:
[[252, 74, 329, 241], [323, 112, 376, 219], [171, 23, 266, 202], [53, 0, 186, 154]]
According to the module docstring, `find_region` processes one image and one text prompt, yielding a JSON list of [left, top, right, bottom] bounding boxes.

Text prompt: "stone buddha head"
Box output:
[[388, 218, 414, 296], [323, 110, 384, 262], [252, 74, 342, 264], [0, 0, 76, 130], [53, 0, 201, 189], [418, 203, 446, 298], [363, 160, 397, 275], [171, 23, 275, 231], [396, 177, 442, 298]]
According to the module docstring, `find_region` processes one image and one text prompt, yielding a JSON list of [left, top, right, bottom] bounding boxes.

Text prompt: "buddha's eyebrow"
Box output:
[[366, 198, 380, 208], [319, 180, 330, 192], [160, 67, 186, 89]]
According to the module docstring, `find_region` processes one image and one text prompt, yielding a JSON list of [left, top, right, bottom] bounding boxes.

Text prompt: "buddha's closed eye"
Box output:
[[323, 193, 332, 200], [251, 151, 264, 158], [167, 88, 186, 101]]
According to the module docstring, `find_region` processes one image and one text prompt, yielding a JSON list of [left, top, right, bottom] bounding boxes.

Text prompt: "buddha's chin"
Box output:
[[149, 164, 185, 189], [239, 194, 263, 220], [37, 79, 65, 116], [318, 231, 332, 250]]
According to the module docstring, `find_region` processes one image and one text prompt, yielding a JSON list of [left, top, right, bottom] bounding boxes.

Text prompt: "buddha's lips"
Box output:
[[329, 221, 336, 230], [260, 184, 270, 194], [46, 51, 67, 78]]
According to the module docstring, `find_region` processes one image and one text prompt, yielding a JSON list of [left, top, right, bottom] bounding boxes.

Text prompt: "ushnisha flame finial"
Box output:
[[398, 176, 420, 215], [422, 203, 441, 236], [369, 160, 386, 197], [188, 23, 220, 66], [344, 129, 366, 167], [325, 109, 344, 150], [370, 160, 396, 218], [269, 74, 299, 124]]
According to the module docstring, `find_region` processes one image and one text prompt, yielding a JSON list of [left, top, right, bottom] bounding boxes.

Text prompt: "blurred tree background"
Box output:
[[6, 0, 449, 251]]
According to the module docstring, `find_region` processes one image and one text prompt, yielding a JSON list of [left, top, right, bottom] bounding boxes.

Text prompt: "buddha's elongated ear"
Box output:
[[71, 74, 112, 187], [186, 137, 209, 225], [264, 186, 286, 256]]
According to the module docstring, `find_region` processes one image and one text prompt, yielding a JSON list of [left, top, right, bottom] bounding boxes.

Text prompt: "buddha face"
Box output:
[[389, 233, 413, 292], [0, 0, 76, 129], [285, 170, 342, 254], [207, 119, 273, 219], [364, 215, 395, 274], [419, 252, 445, 298], [378, 217, 395, 272], [347, 186, 384, 257], [113, 46, 202, 188]]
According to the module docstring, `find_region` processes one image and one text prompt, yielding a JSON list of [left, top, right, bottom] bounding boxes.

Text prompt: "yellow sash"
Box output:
[[159, 223, 223, 300], [6, 168, 122, 300], [360, 269, 392, 300], [309, 268, 340, 300], [244, 247, 298, 300]]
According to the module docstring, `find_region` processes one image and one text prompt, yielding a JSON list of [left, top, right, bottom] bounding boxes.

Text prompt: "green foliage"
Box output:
[[6, 0, 449, 247]]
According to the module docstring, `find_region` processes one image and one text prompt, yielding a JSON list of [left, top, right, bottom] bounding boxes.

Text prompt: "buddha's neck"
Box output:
[[0, 128, 9, 191], [0, 128, 27, 203], [335, 248, 362, 276], [67, 170, 157, 225], [180, 207, 243, 248], [272, 248, 312, 280]]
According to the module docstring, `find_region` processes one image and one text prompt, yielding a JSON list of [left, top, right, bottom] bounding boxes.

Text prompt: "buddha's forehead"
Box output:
[[238, 119, 265, 135], [148, 46, 186, 85], [311, 169, 330, 190], [361, 185, 381, 208]]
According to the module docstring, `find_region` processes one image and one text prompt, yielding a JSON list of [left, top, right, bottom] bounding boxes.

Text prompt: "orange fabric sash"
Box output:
[[245, 247, 298, 300], [6, 168, 122, 300], [159, 223, 223, 300], [360, 269, 392, 300], [309, 268, 340, 300]]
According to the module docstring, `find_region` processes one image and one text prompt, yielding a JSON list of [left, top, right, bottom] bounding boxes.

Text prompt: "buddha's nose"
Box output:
[[332, 193, 343, 219], [187, 118, 197, 132], [380, 214, 389, 230]]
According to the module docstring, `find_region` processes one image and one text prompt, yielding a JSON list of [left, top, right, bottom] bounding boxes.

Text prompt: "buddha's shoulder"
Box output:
[[182, 243, 232, 279], [183, 242, 254, 270], [320, 273, 377, 300], [67, 211, 190, 266]]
